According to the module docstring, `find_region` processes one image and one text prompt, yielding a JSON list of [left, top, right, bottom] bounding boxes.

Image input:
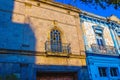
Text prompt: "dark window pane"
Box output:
[[100, 39, 103, 46], [110, 68, 118, 77], [50, 30, 62, 52], [96, 33, 104, 46], [98, 67, 107, 77], [97, 39, 100, 46]]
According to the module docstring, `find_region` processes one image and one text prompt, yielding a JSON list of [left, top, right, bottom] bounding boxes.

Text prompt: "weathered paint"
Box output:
[[0, 0, 87, 80], [80, 12, 120, 80], [86, 53, 120, 80]]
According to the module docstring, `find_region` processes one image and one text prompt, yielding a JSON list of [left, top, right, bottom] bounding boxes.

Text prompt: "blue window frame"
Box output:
[[98, 67, 107, 77], [93, 26, 105, 47], [110, 67, 118, 77], [50, 30, 62, 52], [96, 33, 104, 47]]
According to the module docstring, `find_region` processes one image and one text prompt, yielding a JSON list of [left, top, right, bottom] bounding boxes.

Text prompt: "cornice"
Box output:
[[80, 14, 108, 26], [0, 49, 86, 59], [28, 0, 80, 13], [80, 12, 120, 29], [109, 21, 120, 28], [80, 10, 106, 20]]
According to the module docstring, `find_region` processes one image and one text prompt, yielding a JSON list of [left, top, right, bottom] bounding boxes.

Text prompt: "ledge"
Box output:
[[46, 52, 69, 57], [0, 49, 86, 59], [45, 52, 86, 59], [16, 0, 80, 13], [86, 51, 120, 58]]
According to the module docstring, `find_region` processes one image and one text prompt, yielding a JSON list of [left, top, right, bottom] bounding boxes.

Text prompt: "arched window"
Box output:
[[50, 30, 62, 52]]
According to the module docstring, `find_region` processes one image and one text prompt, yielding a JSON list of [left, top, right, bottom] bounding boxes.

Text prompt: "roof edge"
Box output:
[[37, 0, 81, 13]]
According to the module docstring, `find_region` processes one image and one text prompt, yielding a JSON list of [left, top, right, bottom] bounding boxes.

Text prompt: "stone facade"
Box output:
[[1, 0, 119, 79], [108, 15, 120, 54], [80, 13, 114, 51], [0, 0, 87, 80]]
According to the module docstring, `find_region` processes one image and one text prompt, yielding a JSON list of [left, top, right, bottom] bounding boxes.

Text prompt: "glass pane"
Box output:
[[50, 30, 62, 52], [110, 68, 118, 76], [98, 67, 107, 77], [100, 39, 104, 46], [96, 33, 104, 46]]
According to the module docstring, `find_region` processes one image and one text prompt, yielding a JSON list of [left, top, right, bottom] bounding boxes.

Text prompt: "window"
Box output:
[[92, 26, 105, 47], [98, 67, 107, 77], [96, 33, 104, 47], [50, 30, 62, 52], [110, 68, 118, 77]]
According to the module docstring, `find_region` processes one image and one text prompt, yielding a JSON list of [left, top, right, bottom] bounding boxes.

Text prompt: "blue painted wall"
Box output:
[[0, 0, 36, 80], [109, 24, 120, 54], [80, 13, 120, 80], [86, 53, 120, 80]]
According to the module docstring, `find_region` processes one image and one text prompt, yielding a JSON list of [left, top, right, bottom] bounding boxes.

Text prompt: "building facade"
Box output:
[[0, 0, 88, 80], [80, 11, 120, 80], [108, 15, 120, 54]]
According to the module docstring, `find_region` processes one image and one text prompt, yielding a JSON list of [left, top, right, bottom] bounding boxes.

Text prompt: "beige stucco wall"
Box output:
[[109, 15, 120, 24], [36, 56, 86, 66], [12, 0, 85, 55], [10, 0, 86, 66]]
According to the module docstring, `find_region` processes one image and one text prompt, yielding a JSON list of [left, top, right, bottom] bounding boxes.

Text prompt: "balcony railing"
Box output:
[[91, 44, 117, 55], [45, 41, 71, 54]]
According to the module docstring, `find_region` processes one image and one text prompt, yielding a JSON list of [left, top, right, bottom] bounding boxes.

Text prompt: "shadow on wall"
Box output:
[[0, 0, 36, 80]]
